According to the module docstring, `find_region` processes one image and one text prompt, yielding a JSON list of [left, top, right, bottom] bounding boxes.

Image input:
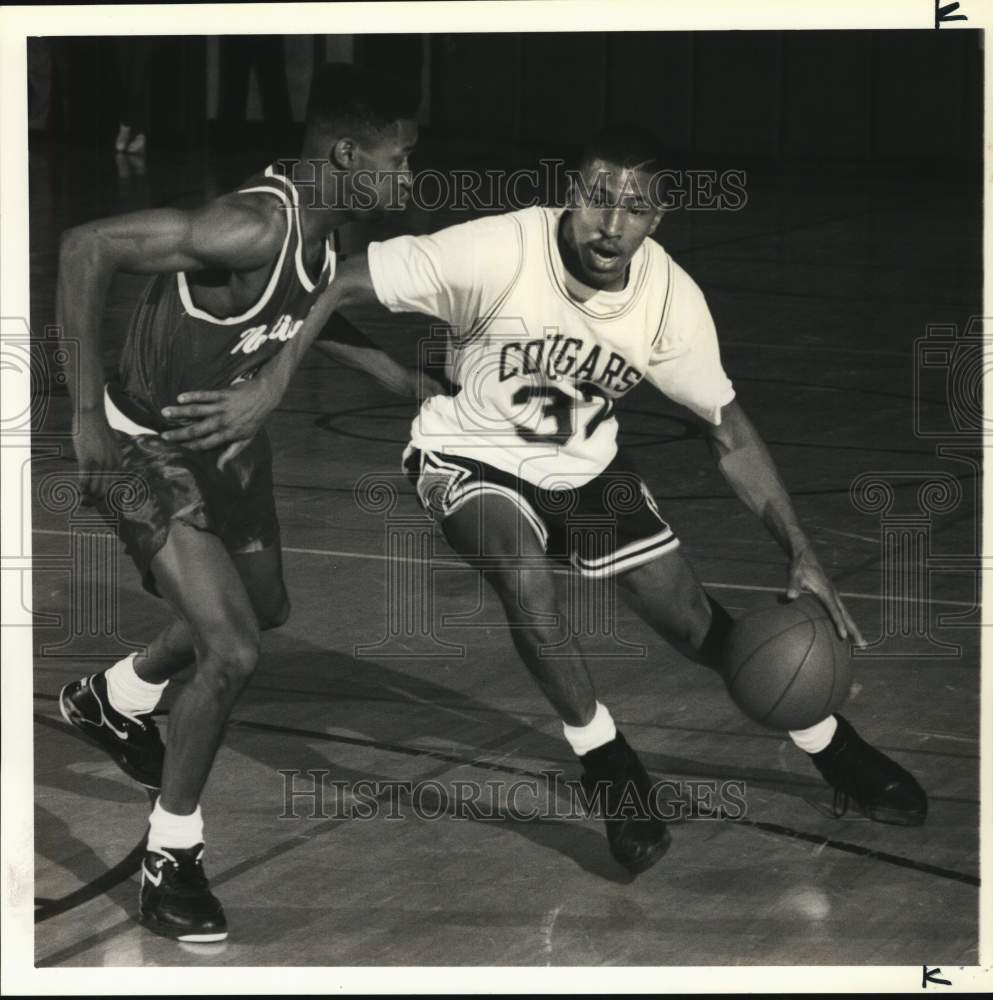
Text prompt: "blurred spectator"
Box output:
[[115, 37, 154, 155], [218, 36, 293, 148]]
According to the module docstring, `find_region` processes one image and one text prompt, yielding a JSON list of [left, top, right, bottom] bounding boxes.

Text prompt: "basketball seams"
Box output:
[[819, 623, 841, 724], [724, 596, 846, 729], [726, 617, 813, 700], [820, 622, 853, 723], [724, 607, 824, 689], [757, 621, 819, 726]]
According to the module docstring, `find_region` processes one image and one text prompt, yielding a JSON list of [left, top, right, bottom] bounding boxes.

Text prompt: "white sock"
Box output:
[[790, 715, 838, 754], [563, 702, 617, 756], [148, 801, 204, 852], [105, 653, 166, 717]]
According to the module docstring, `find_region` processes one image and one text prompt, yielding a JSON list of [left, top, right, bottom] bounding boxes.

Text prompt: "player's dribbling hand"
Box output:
[[786, 548, 866, 648], [160, 377, 277, 466], [75, 411, 122, 504]]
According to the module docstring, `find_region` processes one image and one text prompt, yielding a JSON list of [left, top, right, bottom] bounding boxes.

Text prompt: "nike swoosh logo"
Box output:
[[92, 688, 129, 741], [142, 863, 162, 887]]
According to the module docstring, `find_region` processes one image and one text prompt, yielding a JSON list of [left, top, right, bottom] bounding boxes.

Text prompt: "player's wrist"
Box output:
[[785, 532, 812, 562]]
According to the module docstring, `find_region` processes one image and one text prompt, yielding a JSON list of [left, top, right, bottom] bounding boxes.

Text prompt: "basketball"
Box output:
[[722, 595, 853, 730]]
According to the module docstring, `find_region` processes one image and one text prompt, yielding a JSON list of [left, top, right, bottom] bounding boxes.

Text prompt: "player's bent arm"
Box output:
[[57, 198, 285, 494], [159, 254, 380, 453], [703, 399, 808, 560], [703, 399, 864, 644], [55, 239, 123, 500], [60, 197, 283, 277], [58, 199, 283, 412]]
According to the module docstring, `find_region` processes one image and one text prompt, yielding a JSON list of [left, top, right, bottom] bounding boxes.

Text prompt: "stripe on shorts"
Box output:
[[573, 529, 680, 579], [104, 387, 157, 436], [640, 482, 663, 518], [421, 451, 550, 551]]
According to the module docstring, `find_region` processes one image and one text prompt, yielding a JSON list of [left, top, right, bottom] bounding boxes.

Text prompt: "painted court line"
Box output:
[[29, 527, 976, 609]]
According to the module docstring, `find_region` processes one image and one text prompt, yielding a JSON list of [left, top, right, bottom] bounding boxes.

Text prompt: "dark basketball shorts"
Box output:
[[403, 447, 680, 578], [100, 426, 279, 597]]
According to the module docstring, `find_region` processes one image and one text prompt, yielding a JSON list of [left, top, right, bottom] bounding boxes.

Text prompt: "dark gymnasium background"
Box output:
[[26, 29, 986, 968]]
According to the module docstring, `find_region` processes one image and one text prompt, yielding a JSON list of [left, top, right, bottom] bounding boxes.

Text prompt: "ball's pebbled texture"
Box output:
[[722, 595, 853, 730]]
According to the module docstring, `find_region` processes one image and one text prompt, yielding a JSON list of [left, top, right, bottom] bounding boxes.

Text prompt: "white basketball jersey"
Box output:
[[368, 206, 735, 487]]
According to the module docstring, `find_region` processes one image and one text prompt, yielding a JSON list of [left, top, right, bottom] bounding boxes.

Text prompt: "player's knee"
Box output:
[[684, 584, 708, 623], [668, 586, 711, 646], [696, 594, 734, 669], [199, 631, 260, 694]]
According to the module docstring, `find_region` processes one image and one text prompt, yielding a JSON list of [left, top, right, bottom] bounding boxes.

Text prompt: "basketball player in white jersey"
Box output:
[[165, 129, 928, 873]]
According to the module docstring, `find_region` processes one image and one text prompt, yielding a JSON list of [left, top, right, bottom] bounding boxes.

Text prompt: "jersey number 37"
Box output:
[[511, 384, 614, 446]]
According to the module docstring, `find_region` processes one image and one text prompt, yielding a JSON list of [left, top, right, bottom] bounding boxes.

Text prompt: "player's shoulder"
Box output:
[[195, 188, 287, 264], [639, 237, 680, 280], [650, 246, 715, 352], [438, 207, 533, 245], [518, 204, 556, 227], [648, 243, 708, 308], [221, 164, 296, 234], [413, 210, 528, 281]]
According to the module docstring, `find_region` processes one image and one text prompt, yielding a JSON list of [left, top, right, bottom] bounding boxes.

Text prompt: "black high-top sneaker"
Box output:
[[579, 732, 671, 874], [59, 671, 165, 790], [139, 844, 228, 942], [808, 714, 927, 826]]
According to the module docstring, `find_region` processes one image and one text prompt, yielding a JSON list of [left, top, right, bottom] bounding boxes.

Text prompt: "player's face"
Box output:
[[560, 158, 664, 291], [349, 118, 418, 216]]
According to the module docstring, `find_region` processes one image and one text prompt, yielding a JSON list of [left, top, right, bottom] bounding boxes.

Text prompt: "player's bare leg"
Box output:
[[62, 540, 290, 798], [614, 549, 723, 670], [135, 541, 289, 684], [58, 518, 262, 939], [117, 522, 273, 941], [440, 493, 596, 727], [440, 493, 669, 872], [150, 527, 271, 815], [616, 552, 927, 825], [132, 620, 196, 683]]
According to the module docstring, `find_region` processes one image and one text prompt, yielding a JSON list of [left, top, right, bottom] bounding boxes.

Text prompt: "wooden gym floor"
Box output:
[[27, 139, 981, 967]]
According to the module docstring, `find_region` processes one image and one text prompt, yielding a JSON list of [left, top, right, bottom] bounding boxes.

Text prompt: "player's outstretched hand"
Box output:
[[74, 411, 123, 504], [160, 377, 277, 461], [786, 548, 866, 648]]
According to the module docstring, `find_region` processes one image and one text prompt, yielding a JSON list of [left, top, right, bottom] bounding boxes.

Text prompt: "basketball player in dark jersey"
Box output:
[[56, 64, 425, 942]]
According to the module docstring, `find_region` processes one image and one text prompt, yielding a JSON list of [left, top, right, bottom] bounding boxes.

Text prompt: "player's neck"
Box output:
[[285, 161, 350, 241], [297, 200, 346, 243]]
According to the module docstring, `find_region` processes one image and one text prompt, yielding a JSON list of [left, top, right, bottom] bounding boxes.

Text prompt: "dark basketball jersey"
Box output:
[[107, 165, 336, 432]]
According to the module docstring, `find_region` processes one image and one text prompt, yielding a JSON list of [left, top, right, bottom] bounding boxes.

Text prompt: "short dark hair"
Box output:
[[577, 124, 665, 175], [306, 63, 420, 139]]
